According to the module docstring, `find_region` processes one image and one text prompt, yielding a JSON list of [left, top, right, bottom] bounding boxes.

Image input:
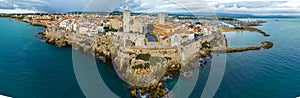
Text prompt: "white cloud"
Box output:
[[0, 0, 299, 15], [109, 0, 300, 15], [0, 8, 44, 13], [208, 0, 300, 15], [28, 0, 49, 5], [0, 0, 48, 13], [275, 1, 300, 7], [111, 0, 213, 13]]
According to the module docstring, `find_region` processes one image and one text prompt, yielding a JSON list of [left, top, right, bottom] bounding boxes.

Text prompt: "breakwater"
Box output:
[[222, 27, 270, 36], [213, 41, 273, 53]]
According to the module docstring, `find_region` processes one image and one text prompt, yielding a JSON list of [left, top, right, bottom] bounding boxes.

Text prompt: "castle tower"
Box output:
[[158, 13, 165, 24], [123, 10, 131, 32]]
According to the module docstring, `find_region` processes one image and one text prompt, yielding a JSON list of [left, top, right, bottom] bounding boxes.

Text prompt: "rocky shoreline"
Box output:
[[11, 16, 274, 97], [37, 28, 207, 97], [32, 19, 273, 97]]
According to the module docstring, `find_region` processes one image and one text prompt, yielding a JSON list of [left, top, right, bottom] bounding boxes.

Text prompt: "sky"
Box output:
[[0, 0, 299, 16]]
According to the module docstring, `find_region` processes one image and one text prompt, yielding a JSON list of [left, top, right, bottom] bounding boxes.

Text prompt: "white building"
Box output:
[[98, 25, 105, 33], [71, 23, 77, 33], [59, 20, 69, 28], [170, 34, 182, 46], [188, 31, 195, 40], [134, 37, 145, 47]]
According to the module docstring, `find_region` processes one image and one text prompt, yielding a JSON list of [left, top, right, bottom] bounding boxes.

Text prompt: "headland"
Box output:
[[1, 11, 274, 97]]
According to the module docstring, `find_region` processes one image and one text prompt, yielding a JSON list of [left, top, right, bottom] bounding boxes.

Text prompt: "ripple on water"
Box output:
[[221, 19, 300, 97]]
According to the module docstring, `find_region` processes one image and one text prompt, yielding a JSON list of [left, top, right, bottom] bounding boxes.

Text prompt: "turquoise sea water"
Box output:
[[0, 18, 300, 98], [217, 18, 300, 98], [0, 18, 84, 97]]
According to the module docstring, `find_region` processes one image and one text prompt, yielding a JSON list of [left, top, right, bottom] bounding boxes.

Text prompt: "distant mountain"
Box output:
[[215, 13, 299, 18], [150, 12, 299, 18], [165, 12, 300, 18]]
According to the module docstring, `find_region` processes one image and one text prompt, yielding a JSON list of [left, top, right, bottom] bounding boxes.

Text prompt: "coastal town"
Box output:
[[1, 10, 273, 97]]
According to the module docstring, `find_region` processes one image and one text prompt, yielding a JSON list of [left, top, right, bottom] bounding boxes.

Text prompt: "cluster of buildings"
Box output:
[[120, 10, 218, 47], [24, 10, 219, 47]]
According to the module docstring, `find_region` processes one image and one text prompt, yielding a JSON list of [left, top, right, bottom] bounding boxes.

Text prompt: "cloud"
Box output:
[[46, 0, 90, 12], [0, 0, 299, 16], [0, 0, 90, 13], [208, 1, 300, 15], [0, 0, 48, 13], [112, 0, 213, 13], [105, 0, 300, 16], [0, 8, 44, 13], [274, 1, 300, 8]]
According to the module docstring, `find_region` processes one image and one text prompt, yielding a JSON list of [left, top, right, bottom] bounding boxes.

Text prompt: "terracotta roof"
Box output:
[[155, 24, 173, 29], [167, 32, 175, 37], [188, 31, 194, 34], [160, 32, 167, 37], [154, 28, 164, 34], [106, 17, 114, 20], [174, 30, 185, 34], [162, 36, 169, 40], [194, 27, 201, 31]]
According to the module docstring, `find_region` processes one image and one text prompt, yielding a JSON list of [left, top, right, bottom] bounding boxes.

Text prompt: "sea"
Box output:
[[0, 18, 299, 98]]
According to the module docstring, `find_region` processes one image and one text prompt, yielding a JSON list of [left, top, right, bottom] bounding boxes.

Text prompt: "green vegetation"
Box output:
[[136, 54, 151, 61], [194, 33, 203, 38], [128, 52, 136, 55], [132, 63, 150, 69], [210, 41, 218, 47], [104, 27, 118, 32], [202, 41, 211, 48], [164, 57, 172, 61]]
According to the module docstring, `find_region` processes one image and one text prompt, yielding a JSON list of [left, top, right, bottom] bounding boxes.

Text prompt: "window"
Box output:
[[174, 35, 178, 43]]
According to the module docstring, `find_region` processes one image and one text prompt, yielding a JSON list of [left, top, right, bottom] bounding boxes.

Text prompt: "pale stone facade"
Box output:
[[123, 10, 131, 33], [158, 13, 165, 24], [109, 18, 123, 30], [170, 34, 182, 46], [129, 19, 144, 33]]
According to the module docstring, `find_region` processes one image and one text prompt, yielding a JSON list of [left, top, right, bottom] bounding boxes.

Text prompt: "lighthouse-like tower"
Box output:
[[123, 10, 131, 32], [158, 13, 165, 24]]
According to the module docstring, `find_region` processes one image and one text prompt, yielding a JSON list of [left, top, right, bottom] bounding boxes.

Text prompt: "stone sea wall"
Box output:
[[222, 27, 270, 36], [213, 41, 274, 53]]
